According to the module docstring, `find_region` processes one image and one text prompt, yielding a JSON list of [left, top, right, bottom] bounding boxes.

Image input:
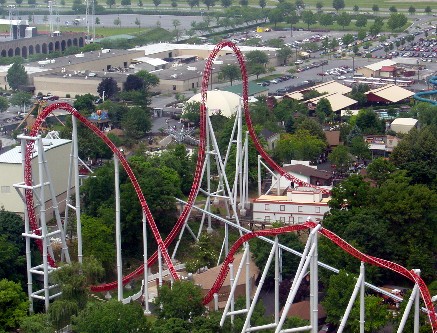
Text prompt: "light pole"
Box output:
[[352, 56, 355, 77], [102, 90, 105, 102]]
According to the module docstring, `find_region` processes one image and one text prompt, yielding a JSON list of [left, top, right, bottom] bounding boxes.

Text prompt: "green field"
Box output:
[[3, 0, 436, 13]]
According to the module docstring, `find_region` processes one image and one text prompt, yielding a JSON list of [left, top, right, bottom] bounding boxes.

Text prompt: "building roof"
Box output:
[[306, 93, 357, 112], [324, 130, 340, 146], [365, 84, 415, 103], [192, 252, 259, 290], [284, 81, 351, 101], [132, 56, 168, 67], [281, 300, 327, 320], [364, 59, 396, 72], [391, 118, 418, 126], [0, 139, 71, 164], [186, 90, 241, 117], [221, 81, 268, 96], [260, 128, 278, 140], [380, 66, 396, 72], [282, 164, 333, 180], [311, 80, 352, 95], [130, 43, 278, 57]]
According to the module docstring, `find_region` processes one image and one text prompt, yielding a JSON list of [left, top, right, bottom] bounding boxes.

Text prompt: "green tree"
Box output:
[[355, 14, 367, 28], [355, 108, 385, 134], [315, 97, 333, 123], [425, 6, 432, 14], [267, 8, 284, 28], [301, 10, 316, 30], [185, 232, 220, 273], [121, 0, 130, 5], [219, 63, 241, 86], [277, 46, 293, 65], [153, 0, 161, 7], [20, 313, 53, 333], [221, 0, 231, 7], [357, 29, 366, 41], [387, 13, 407, 31], [273, 130, 327, 163], [342, 33, 354, 46], [0, 279, 28, 331], [366, 157, 396, 187], [248, 63, 267, 79], [154, 280, 204, 320], [323, 270, 356, 325], [97, 77, 119, 100], [0, 96, 8, 113], [332, 0, 344, 12], [246, 50, 269, 67], [389, 5, 397, 12], [287, 11, 299, 36], [259, 0, 266, 9], [121, 106, 151, 140], [203, 0, 216, 9], [7, 60, 28, 91], [182, 101, 201, 126], [408, 5, 416, 15], [353, 4, 358, 12], [106, 0, 115, 7], [372, 4, 379, 13], [328, 145, 352, 173], [348, 136, 370, 160], [336, 12, 351, 30], [10, 91, 31, 111], [73, 93, 96, 116], [72, 300, 150, 332], [350, 295, 389, 332], [319, 13, 334, 27], [316, 1, 323, 12]]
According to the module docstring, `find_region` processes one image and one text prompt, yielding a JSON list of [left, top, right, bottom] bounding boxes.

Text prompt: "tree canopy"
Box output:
[[7, 60, 28, 91]]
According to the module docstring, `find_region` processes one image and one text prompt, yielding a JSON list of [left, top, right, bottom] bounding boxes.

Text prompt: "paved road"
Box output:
[[31, 13, 204, 30]]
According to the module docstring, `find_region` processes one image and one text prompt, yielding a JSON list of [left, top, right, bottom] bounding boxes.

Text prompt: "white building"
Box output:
[[0, 138, 72, 217], [252, 187, 330, 225]]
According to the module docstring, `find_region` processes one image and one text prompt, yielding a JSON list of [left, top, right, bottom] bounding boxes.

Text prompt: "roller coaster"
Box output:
[[16, 41, 437, 332], [414, 76, 437, 105]]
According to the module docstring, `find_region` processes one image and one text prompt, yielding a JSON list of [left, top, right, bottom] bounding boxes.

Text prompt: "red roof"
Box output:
[[380, 66, 395, 72]]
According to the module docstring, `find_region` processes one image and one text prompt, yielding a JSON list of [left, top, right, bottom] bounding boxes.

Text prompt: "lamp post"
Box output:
[[102, 90, 105, 102], [352, 56, 355, 77]]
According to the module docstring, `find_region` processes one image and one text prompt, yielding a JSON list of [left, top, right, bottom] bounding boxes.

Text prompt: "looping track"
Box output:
[[23, 42, 436, 331]]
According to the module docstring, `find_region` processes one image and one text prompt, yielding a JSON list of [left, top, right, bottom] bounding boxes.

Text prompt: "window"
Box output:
[[172, 85, 177, 91], [289, 216, 294, 223], [298, 206, 303, 212], [192, 82, 195, 88], [280, 217, 285, 223], [315, 207, 320, 213], [1, 186, 10, 193], [298, 217, 303, 223], [265, 204, 270, 211], [280, 205, 285, 211], [264, 216, 271, 222]]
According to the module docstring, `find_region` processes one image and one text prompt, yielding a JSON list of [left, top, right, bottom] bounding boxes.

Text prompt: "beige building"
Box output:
[[0, 138, 72, 218], [252, 187, 331, 225], [355, 59, 397, 78], [390, 118, 418, 134]]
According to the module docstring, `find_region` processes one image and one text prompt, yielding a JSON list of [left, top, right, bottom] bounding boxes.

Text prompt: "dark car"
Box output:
[[48, 95, 59, 101]]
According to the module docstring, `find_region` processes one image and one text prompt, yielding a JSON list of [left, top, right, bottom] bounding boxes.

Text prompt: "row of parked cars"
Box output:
[[256, 74, 295, 87], [296, 59, 329, 73]]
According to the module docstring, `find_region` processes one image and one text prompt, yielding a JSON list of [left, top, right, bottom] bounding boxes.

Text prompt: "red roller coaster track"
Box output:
[[23, 41, 436, 331]]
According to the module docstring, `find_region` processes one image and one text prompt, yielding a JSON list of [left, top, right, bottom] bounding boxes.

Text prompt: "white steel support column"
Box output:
[[62, 143, 74, 251], [275, 236, 280, 325], [37, 137, 50, 311], [220, 246, 250, 327], [360, 262, 365, 333], [246, 242, 251, 311], [229, 263, 235, 324], [233, 101, 243, 208], [158, 247, 163, 287], [114, 154, 123, 302], [310, 222, 319, 333], [414, 269, 420, 333], [337, 263, 365, 333], [72, 117, 82, 263], [258, 155, 262, 197], [20, 138, 33, 313], [142, 212, 150, 314], [241, 237, 279, 332], [206, 107, 212, 233], [42, 149, 70, 264], [397, 281, 419, 333]]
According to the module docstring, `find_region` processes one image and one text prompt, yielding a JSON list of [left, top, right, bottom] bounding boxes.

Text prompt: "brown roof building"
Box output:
[[282, 164, 333, 187], [281, 300, 327, 322]]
